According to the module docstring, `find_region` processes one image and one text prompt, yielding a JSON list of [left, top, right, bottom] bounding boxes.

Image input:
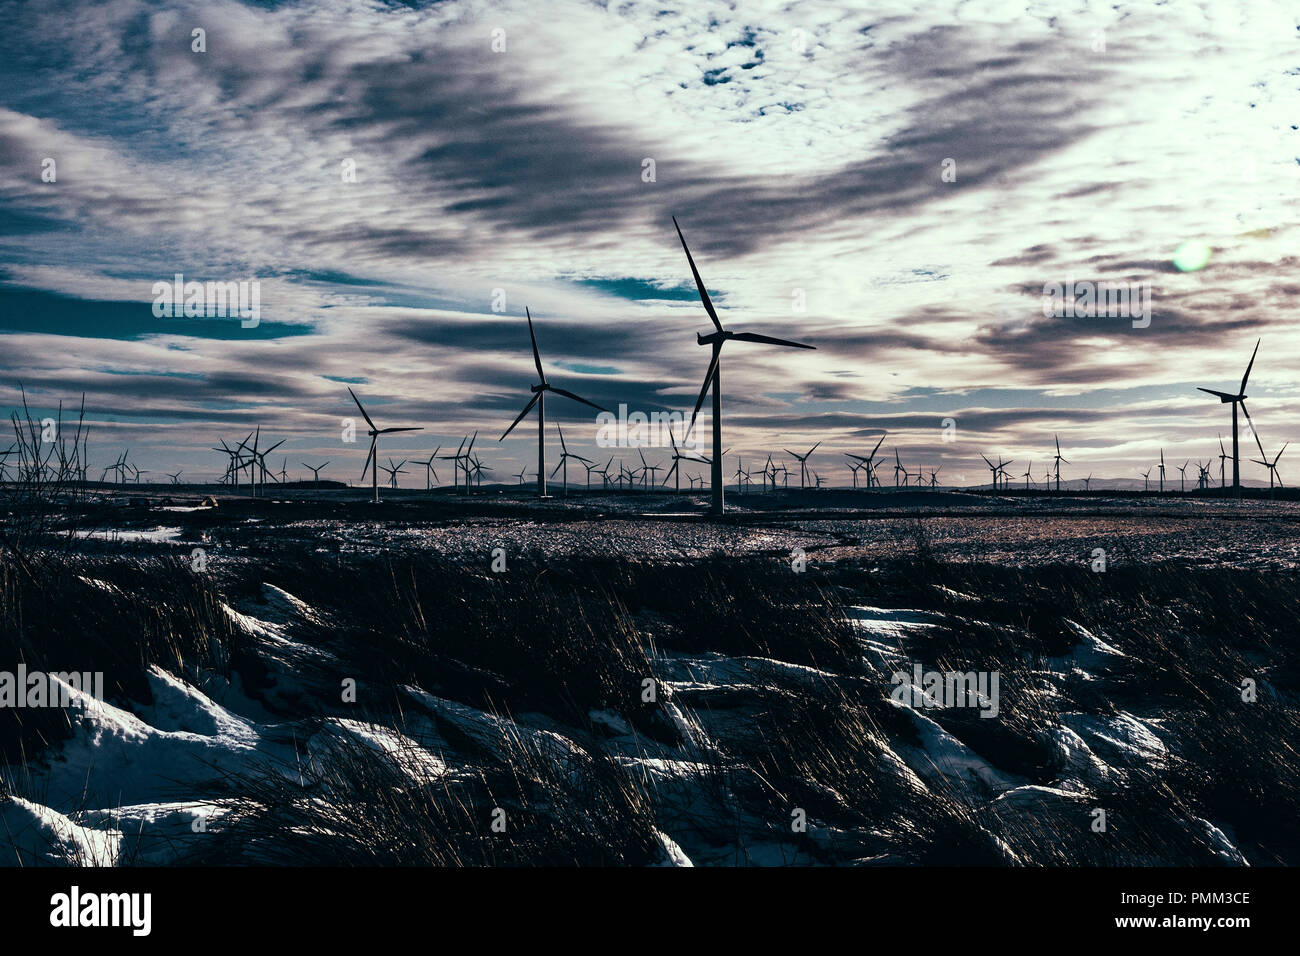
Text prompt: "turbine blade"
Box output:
[[687, 346, 722, 436], [1239, 401, 1268, 460], [1197, 387, 1235, 401], [526, 307, 547, 384], [499, 394, 540, 441], [1240, 337, 1260, 394], [380, 426, 423, 433], [672, 216, 724, 332], [348, 387, 377, 431], [549, 387, 608, 413], [730, 331, 815, 350], [360, 438, 377, 482]]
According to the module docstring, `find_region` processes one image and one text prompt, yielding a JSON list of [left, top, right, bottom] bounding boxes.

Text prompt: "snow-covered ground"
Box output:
[[2, 580, 1250, 866]]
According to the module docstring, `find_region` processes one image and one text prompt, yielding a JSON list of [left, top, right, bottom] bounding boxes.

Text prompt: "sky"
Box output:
[[1, 0, 1298, 488]]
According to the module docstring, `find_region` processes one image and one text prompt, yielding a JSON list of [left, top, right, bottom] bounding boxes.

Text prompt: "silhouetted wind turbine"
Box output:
[[1177, 460, 1189, 494], [302, 461, 330, 484], [1158, 448, 1166, 494], [665, 430, 707, 491], [167, 470, 182, 485], [379, 458, 407, 489], [1217, 435, 1228, 488], [422, 450, 441, 490], [846, 433, 887, 489], [784, 441, 820, 490], [674, 217, 815, 515], [499, 308, 607, 498], [1140, 467, 1151, 492], [349, 387, 422, 503], [550, 423, 592, 497], [1052, 436, 1068, 492], [1251, 442, 1287, 496], [1197, 339, 1266, 496]]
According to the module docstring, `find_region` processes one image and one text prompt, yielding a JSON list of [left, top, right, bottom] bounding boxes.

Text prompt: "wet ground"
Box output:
[[51, 485, 1300, 570]]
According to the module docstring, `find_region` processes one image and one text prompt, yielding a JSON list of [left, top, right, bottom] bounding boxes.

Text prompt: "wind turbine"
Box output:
[[665, 430, 707, 491], [1052, 436, 1068, 492], [421, 449, 441, 490], [639, 448, 663, 488], [1021, 460, 1033, 491], [1140, 467, 1152, 492], [1197, 339, 1266, 496], [1158, 448, 1166, 494], [846, 433, 887, 489], [499, 308, 607, 498], [1083, 473, 1092, 491], [674, 217, 815, 515], [784, 441, 821, 490], [167, 470, 183, 485], [846, 457, 863, 489], [380, 458, 407, 490], [1251, 442, 1287, 496], [349, 387, 422, 503], [550, 423, 592, 497], [896, 449, 908, 488], [440, 435, 475, 494], [1217, 435, 1228, 488], [1177, 460, 1189, 494], [928, 466, 941, 488], [302, 461, 330, 485]]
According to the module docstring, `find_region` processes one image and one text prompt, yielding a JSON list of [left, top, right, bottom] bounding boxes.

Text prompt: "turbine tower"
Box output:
[[674, 217, 815, 515], [499, 308, 607, 498]]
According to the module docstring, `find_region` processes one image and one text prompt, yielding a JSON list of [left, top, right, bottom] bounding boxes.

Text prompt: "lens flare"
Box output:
[[1173, 240, 1213, 272]]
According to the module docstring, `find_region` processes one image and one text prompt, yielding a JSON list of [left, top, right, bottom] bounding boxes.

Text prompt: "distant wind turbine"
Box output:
[[1052, 435, 1068, 492], [499, 308, 607, 498], [1250, 442, 1287, 496], [784, 441, 821, 490], [349, 387, 423, 503], [380, 458, 407, 490]]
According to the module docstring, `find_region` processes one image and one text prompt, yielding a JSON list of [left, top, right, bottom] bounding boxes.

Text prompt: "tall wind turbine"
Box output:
[[1158, 448, 1166, 494], [1177, 460, 1189, 494], [302, 461, 330, 484], [499, 308, 607, 498], [674, 217, 815, 515], [1197, 339, 1266, 496], [349, 387, 423, 503]]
